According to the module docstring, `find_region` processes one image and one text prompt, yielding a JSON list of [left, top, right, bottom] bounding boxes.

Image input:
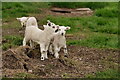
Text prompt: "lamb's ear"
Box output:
[[43, 25, 46, 28], [56, 25, 59, 29], [66, 26, 71, 30], [47, 20, 51, 23], [16, 18, 21, 21]]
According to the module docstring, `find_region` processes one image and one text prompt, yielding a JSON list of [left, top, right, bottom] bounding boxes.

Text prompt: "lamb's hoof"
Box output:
[[28, 70, 32, 73], [64, 54, 68, 58], [41, 57, 44, 60], [45, 57, 48, 59], [50, 52, 54, 55], [55, 56, 59, 59]]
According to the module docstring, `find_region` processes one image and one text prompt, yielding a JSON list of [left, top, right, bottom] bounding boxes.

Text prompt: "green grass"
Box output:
[[1, 2, 119, 79], [40, 15, 118, 34], [2, 20, 21, 28], [86, 69, 120, 78], [2, 35, 23, 50], [95, 6, 118, 18], [67, 33, 118, 49], [2, 2, 50, 19], [2, 2, 118, 49], [51, 2, 109, 9]]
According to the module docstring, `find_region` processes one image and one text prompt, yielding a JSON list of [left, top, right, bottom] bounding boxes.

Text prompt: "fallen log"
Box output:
[[51, 8, 71, 13]]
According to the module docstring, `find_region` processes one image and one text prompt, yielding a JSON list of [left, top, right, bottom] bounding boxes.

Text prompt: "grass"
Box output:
[[40, 15, 118, 49], [40, 15, 118, 34], [2, 2, 118, 49], [2, 35, 23, 50], [67, 33, 118, 49], [2, 2, 50, 19], [51, 2, 109, 9], [95, 6, 118, 18], [2, 2, 118, 50], [14, 72, 38, 78], [2, 2, 119, 79], [86, 69, 120, 78]]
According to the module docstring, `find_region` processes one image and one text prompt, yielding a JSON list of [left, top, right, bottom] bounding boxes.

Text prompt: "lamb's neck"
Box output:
[[44, 29, 54, 36]]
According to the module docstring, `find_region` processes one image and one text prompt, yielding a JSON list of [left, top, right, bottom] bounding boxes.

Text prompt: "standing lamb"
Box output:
[[17, 17, 38, 48], [23, 20, 59, 60], [16, 17, 38, 27], [49, 26, 71, 58]]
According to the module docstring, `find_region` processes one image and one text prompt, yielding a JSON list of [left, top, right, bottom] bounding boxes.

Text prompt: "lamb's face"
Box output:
[[58, 26, 71, 36], [16, 17, 28, 27], [46, 20, 59, 32], [47, 20, 55, 27], [43, 24, 59, 33]]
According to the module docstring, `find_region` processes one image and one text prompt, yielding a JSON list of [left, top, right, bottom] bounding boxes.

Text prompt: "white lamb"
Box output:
[[16, 17, 38, 27], [49, 26, 71, 58], [17, 17, 38, 48], [23, 20, 59, 60]]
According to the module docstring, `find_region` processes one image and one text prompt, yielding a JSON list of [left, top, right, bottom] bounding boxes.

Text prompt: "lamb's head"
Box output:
[[46, 20, 59, 32], [57, 26, 71, 36], [47, 20, 56, 27], [43, 24, 59, 33], [16, 17, 29, 27]]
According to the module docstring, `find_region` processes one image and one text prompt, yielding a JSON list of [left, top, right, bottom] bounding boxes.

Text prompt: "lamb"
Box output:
[[17, 17, 38, 48], [49, 26, 71, 58], [16, 17, 38, 27], [23, 20, 59, 60]]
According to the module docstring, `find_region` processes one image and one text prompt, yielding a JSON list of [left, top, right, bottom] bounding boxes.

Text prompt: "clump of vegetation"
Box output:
[[2, 35, 23, 50], [86, 69, 119, 78], [95, 7, 118, 18]]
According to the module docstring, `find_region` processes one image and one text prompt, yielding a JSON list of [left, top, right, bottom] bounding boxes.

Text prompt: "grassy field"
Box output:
[[2, 2, 119, 78]]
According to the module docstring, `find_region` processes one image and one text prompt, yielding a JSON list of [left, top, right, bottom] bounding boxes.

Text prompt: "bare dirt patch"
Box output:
[[2, 45, 119, 78]]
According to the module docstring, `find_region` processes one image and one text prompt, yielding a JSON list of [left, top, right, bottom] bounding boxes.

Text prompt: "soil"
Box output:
[[2, 45, 119, 78], [2, 8, 119, 78]]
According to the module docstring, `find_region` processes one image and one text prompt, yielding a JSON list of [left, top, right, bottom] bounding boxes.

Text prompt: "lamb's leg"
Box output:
[[54, 46, 59, 58], [49, 44, 54, 55], [30, 40, 34, 49], [44, 45, 49, 59], [63, 45, 68, 57], [40, 44, 46, 60], [23, 38, 27, 46]]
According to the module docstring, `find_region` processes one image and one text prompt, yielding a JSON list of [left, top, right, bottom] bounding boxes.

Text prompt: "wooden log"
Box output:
[[51, 8, 71, 13], [76, 8, 91, 11]]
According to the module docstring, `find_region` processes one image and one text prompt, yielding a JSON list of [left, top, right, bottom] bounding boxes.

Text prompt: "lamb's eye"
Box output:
[[52, 26, 55, 28], [58, 29, 61, 31], [48, 23, 51, 26]]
